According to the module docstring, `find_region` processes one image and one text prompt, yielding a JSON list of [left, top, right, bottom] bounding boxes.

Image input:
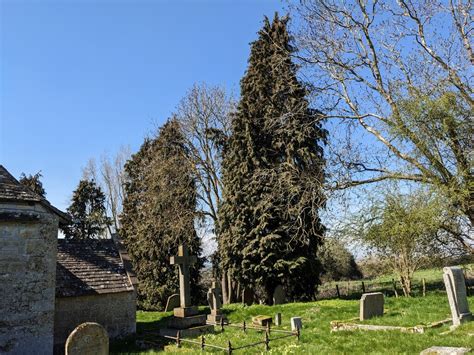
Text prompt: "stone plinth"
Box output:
[[160, 325, 215, 338], [360, 292, 384, 320], [167, 314, 207, 329], [174, 306, 198, 318]]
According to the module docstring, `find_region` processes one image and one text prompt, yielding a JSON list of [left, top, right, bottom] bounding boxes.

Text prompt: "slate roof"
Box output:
[[0, 165, 42, 202], [0, 165, 70, 224], [56, 239, 135, 297]]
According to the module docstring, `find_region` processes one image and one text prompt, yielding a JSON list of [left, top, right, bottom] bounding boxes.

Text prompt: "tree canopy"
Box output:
[[218, 14, 327, 303], [120, 118, 204, 310]]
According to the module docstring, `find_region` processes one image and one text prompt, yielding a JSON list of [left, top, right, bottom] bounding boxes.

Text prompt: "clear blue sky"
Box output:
[[1, 0, 286, 211]]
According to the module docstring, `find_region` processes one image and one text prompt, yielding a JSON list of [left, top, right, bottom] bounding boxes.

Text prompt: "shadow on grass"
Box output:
[[110, 307, 239, 354]]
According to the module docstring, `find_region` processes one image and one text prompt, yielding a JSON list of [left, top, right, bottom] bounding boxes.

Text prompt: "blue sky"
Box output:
[[1, 0, 286, 210]]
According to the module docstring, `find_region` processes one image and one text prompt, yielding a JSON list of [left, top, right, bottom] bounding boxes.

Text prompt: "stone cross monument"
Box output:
[[170, 245, 198, 317]]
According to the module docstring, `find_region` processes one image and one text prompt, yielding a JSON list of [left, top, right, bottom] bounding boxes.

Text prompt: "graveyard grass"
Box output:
[[111, 266, 474, 354]]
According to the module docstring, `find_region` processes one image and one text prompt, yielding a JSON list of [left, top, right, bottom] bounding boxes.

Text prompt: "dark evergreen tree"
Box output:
[[64, 179, 110, 239], [218, 14, 327, 303], [120, 118, 204, 310], [19, 172, 46, 197]]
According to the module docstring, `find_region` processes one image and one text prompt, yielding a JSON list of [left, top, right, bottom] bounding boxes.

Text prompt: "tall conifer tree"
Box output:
[[218, 14, 327, 302], [121, 119, 203, 310]]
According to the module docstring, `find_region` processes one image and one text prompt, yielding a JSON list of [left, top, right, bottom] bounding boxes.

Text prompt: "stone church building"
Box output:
[[0, 165, 136, 354]]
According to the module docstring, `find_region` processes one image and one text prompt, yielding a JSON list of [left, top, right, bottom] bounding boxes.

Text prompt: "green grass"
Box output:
[[111, 293, 474, 354], [110, 265, 474, 353]]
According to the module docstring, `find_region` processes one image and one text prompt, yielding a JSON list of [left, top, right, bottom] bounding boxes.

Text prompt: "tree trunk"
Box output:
[[221, 272, 229, 304], [227, 272, 234, 303]]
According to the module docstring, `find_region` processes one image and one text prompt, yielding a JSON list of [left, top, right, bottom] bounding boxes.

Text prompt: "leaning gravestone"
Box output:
[[443, 266, 473, 327], [65, 322, 108, 355], [273, 285, 286, 305], [360, 292, 384, 320], [165, 293, 180, 312]]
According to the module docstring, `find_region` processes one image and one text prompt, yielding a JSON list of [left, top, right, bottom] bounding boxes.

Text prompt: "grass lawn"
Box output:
[[111, 292, 474, 354]]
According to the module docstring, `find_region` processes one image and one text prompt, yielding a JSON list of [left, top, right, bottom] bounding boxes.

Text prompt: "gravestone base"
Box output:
[[174, 306, 198, 318], [167, 314, 207, 329], [160, 324, 215, 338], [207, 311, 225, 324]]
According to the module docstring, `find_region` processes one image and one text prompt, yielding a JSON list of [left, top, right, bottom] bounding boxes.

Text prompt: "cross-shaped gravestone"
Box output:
[[209, 281, 222, 311], [170, 245, 197, 309], [206, 280, 224, 323]]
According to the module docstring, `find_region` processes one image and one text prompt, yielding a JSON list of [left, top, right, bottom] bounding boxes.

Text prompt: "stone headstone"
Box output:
[[443, 267, 472, 327], [291, 317, 302, 331], [252, 315, 272, 326], [242, 288, 254, 306], [65, 322, 108, 355], [275, 313, 282, 326], [165, 294, 180, 312], [420, 346, 472, 355], [273, 285, 285, 305], [360, 292, 384, 320]]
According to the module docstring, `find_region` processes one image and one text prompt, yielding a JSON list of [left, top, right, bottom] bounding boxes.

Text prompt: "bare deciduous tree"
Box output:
[[292, 0, 473, 251], [83, 145, 131, 233], [174, 83, 235, 301]]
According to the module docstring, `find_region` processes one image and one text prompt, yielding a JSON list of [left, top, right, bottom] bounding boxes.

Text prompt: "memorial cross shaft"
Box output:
[[170, 245, 197, 308]]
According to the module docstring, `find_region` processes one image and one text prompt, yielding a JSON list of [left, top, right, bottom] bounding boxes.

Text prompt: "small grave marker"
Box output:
[[275, 313, 282, 326], [291, 317, 302, 331], [65, 322, 108, 355], [360, 292, 384, 320]]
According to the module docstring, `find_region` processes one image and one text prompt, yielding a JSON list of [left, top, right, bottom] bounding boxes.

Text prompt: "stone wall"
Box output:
[[0, 202, 58, 354], [54, 291, 136, 349]]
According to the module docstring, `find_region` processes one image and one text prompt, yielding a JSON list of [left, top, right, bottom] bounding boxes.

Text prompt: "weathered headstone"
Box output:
[[242, 288, 254, 306], [443, 266, 473, 327], [275, 313, 282, 326], [207, 280, 225, 323], [65, 322, 108, 355], [252, 315, 272, 326], [165, 294, 180, 312], [170, 245, 198, 317], [360, 292, 384, 320], [291, 317, 302, 331], [420, 346, 472, 355], [273, 285, 286, 305]]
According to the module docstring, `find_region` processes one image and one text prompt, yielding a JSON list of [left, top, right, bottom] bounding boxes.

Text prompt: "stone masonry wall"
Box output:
[[54, 291, 136, 349], [0, 202, 58, 354]]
